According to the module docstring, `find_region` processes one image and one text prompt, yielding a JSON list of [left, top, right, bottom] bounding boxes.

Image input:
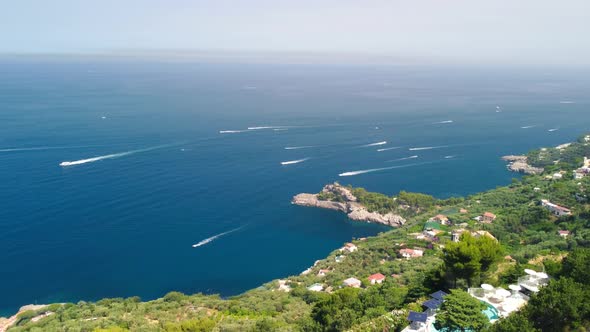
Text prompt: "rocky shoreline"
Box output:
[[502, 155, 544, 175], [292, 183, 406, 227]]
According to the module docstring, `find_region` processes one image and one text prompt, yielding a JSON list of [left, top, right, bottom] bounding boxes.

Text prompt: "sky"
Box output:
[[2, 0, 589, 65]]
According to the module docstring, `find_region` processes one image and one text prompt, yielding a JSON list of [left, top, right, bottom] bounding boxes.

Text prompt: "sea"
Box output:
[[0, 59, 589, 316]]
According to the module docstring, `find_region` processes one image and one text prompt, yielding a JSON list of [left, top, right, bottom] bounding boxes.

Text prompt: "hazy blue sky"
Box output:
[[2, 0, 589, 65]]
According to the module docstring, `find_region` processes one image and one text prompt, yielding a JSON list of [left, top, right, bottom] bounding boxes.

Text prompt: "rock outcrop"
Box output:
[[292, 183, 406, 227], [502, 155, 544, 175]]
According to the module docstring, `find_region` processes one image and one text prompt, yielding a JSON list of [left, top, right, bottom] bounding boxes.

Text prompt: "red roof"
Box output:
[[368, 273, 386, 281], [483, 212, 496, 218], [558, 230, 570, 235], [434, 214, 448, 220]]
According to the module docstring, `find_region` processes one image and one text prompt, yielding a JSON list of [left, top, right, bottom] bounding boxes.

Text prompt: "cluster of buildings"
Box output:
[[574, 157, 590, 180]]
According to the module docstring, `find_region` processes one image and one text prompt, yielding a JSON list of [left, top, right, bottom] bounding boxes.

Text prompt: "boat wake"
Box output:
[[548, 128, 559, 132], [219, 130, 246, 134], [377, 146, 402, 152], [339, 160, 443, 177], [520, 125, 537, 129], [285, 146, 315, 150], [444, 155, 456, 159], [409, 145, 448, 151], [559, 101, 575, 104], [248, 126, 288, 130], [0, 145, 95, 153], [433, 120, 453, 124], [362, 141, 387, 147], [59, 145, 171, 167], [281, 158, 308, 165], [385, 155, 418, 162], [192, 226, 246, 248]]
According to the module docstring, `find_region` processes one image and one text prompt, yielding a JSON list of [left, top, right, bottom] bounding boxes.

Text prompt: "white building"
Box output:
[[343, 277, 362, 288]]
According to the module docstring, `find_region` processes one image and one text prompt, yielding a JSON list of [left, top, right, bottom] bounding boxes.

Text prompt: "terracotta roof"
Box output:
[[483, 212, 496, 218], [368, 273, 386, 281]]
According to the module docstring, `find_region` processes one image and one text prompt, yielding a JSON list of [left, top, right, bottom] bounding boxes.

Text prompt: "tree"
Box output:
[[561, 248, 590, 284], [434, 289, 489, 332], [525, 278, 590, 331], [486, 311, 539, 332], [443, 234, 482, 287]]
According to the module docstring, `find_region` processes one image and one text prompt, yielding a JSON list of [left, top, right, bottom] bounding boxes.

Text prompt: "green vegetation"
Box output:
[[7, 133, 590, 332], [434, 289, 489, 332]]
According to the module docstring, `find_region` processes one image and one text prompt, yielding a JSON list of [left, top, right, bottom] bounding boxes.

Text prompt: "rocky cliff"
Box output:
[[502, 155, 544, 175], [292, 183, 406, 227]]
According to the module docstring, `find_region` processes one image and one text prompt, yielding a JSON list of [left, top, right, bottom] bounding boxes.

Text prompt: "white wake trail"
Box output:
[[377, 146, 402, 152], [59, 145, 171, 167], [219, 130, 246, 134], [339, 161, 442, 177], [362, 141, 387, 147], [385, 155, 418, 162], [548, 128, 559, 132], [433, 120, 453, 124], [285, 146, 315, 150], [520, 125, 537, 129], [281, 158, 309, 165], [0, 145, 95, 153], [192, 226, 245, 248]]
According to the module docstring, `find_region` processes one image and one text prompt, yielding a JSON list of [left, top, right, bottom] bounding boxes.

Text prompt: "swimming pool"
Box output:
[[429, 301, 499, 331]]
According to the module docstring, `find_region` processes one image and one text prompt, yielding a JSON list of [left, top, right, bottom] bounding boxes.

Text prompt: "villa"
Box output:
[[341, 243, 358, 253], [552, 173, 563, 180], [317, 269, 330, 277], [343, 277, 362, 288], [367, 273, 386, 285], [558, 230, 570, 238], [430, 214, 450, 225], [307, 283, 324, 292], [541, 199, 572, 216], [481, 212, 497, 223], [399, 248, 424, 259]]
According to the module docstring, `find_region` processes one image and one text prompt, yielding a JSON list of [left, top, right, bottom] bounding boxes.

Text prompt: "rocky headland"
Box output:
[[292, 183, 406, 227], [502, 155, 544, 175]]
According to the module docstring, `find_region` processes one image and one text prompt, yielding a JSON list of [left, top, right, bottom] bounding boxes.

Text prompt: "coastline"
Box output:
[[292, 183, 406, 227]]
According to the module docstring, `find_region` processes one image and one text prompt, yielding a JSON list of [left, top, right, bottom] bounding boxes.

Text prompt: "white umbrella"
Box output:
[[496, 288, 511, 297], [481, 283, 494, 291], [508, 284, 522, 291]]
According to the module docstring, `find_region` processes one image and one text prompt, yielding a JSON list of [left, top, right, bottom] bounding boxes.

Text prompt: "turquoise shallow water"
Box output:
[[0, 60, 589, 315]]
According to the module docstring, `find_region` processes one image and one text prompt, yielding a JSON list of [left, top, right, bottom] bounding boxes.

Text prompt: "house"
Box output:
[[541, 199, 572, 217], [472, 230, 498, 242], [399, 248, 424, 259], [277, 280, 291, 292], [460, 208, 468, 214], [431, 214, 450, 225], [368, 273, 386, 285], [574, 170, 585, 180], [343, 277, 362, 288], [533, 187, 541, 192], [335, 255, 345, 263], [407, 311, 428, 330], [552, 173, 563, 180], [317, 269, 330, 277], [481, 212, 497, 223], [341, 243, 358, 253], [451, 229, 466, 242], [307, 283, 324, 292], [558, 230, 570, 238]]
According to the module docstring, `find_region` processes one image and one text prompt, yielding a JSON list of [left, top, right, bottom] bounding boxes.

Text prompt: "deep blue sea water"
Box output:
[[0, 59, 589, 315]]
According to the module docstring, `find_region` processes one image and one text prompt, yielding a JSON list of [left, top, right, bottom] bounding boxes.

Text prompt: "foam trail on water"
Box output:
[[444, 155, 456, 159], [285, 146, 315, 150], [385, 155, 418, 162], [362, 141, 387, 147], [409, 144, 454, 151], [377, 147, 402, 152], [281, 158, 309, 165], [433, 120, 453, 124], [248, 126, 289, 130], [219, 130, 246, 134], [59, 145, 171, 167], [339, 161, 441, 177], [521, 125, 536, 129], [0, 145, 95, 153], [273, 128, 288, 131], [548, 128, 559, 132], [560, 101, 575, 104], [192, 226, 245, 248]]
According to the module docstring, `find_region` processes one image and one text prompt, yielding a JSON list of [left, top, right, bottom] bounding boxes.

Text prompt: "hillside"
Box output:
[[5, 133, 590, 332]]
